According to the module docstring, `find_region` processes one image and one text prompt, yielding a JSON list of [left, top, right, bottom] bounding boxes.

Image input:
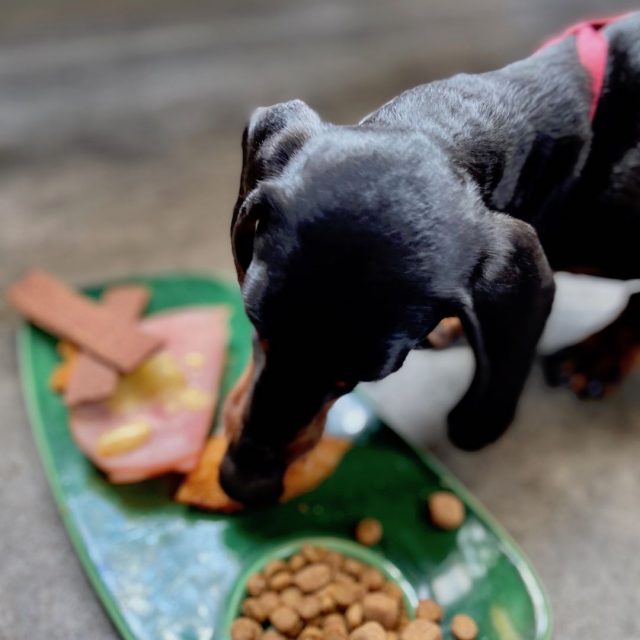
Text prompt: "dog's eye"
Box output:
[[334, 380, 351, 390]]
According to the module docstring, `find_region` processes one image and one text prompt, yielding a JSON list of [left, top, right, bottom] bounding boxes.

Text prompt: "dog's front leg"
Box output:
[[447, 218, 555, 450]]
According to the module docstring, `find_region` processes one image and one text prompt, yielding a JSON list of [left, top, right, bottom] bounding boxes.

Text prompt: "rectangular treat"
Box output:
[[7, 270, 161, 372], [64, 285, 150, 406]]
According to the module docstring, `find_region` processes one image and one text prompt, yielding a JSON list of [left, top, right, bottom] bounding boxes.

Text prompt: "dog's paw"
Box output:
[[542, 325, 640, 399]]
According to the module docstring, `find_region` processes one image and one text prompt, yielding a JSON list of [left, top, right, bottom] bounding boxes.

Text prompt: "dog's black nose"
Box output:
[[219, 448, 285, 506]]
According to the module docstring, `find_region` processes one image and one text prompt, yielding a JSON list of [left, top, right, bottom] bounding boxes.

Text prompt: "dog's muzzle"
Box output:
[[217, 358, 334, 505]]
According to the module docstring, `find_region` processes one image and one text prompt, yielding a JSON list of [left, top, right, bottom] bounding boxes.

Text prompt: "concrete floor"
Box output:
[[1, 1, 639, 638]]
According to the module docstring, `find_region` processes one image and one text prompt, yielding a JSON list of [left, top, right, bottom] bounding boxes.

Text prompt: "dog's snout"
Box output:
[[219, 445, 285, 506]]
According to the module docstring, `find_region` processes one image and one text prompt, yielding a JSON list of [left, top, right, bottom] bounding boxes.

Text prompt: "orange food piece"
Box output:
[[49, 342, 78, 392], [176, 434, 351, 511]]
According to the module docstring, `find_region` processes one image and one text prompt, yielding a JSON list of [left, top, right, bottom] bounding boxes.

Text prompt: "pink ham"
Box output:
[[69, 307, 228, 483]]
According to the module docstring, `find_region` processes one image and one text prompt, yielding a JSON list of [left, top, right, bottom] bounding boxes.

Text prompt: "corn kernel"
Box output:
[[96, 421, 152, 457]]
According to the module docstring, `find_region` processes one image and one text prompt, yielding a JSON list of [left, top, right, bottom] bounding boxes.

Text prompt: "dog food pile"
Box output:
[[231, 544, 477, 640]]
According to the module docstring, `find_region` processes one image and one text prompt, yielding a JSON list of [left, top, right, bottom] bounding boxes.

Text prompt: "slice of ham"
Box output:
[[69, 307, 228, 483]]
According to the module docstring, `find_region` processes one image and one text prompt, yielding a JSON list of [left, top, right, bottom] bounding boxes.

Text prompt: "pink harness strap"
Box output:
[[540, 14, 630, 121]]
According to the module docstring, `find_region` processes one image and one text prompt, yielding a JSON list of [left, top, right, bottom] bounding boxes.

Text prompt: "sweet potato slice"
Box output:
[[176, 434, 351, 511]]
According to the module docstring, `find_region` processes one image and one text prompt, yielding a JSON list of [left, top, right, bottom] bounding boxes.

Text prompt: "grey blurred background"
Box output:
[[1, 1, 639, 639]]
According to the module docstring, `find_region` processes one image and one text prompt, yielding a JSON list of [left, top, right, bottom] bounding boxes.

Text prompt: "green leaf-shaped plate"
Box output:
[[17, 274, 551, 640]]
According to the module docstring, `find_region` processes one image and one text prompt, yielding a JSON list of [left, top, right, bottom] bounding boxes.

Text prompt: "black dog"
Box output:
[[220, 13, 640, 505]]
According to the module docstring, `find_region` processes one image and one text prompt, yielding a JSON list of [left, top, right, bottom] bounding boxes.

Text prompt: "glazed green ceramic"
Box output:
[[17, 274, 551, 640]]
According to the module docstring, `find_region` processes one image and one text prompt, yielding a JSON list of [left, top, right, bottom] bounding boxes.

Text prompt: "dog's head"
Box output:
[[219, 100, 553, 505]]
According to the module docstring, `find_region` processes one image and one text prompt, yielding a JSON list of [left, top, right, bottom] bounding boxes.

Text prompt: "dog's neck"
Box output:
[[364, 38, 596, 228], [447, 42, 596, 225]]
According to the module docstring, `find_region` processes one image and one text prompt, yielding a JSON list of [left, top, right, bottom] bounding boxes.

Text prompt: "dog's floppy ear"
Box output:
[[447, 215, 555, 450], [231, 100, 321, 283]]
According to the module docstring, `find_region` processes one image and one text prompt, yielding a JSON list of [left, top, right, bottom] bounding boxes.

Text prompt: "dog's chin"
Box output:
[[219, 452, 285, 506]]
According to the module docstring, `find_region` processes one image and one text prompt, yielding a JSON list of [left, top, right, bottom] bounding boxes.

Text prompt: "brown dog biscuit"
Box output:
[[8, 270, 161, 372], [64, 285, 150, 405]]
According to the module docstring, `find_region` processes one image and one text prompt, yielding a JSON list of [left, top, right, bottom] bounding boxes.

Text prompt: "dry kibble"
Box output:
[[326, 629, 349, 640], [400, 619, 442, 640], [416, 599, 443, 623], [258, 591, 280, 616], [247, 573, 267, 597], [299, 626, 324, 640], [241, 597, 266, 623], [270, 571, 293, 591], [264, 560, 289, 579], [350, 621, 387, 640], [325, 550, 345, 571], [289, 554, 307, 572], [318, 590, 337, 614], [324, 613, 349, 634], [280, 586, 303, 608], [362, 593, 399, 630], [343, 558, 365, 577], [296, 596, 322, 621], [333, 581, 365, 608], [382, 582, 404, 603], [355, 518, 383, 546], [451, 614, 478, 640], [261, 631, 286, 640], [301, 545, 325, 563], [230, 617, 262, 640], [428, 492, 465, 531], [236, 545, 416, 640], [345, 602, 364, 630], [361, 569, 384, 591], [294, 563, 332, 593], [270, 605, 303, 636]]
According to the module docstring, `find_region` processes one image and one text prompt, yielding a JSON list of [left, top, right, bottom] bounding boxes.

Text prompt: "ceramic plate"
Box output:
[[17, 274, 551, 640]]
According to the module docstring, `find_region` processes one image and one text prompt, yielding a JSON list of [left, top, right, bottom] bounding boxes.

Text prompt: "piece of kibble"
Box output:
[[355, 518, 383, 546], [343, 558, 365, 577], [401, 619, 442, 640], [333, 581, 365, 608], [270, 570, 293, 591], [296, 595, 322, 620], [264, 560, 288, 579], [428, 492, 465, 531], [350, 621, 387, 640], [318, 590, 337, 614], [280, 586, 303, 608], [346, 602, 364, 630], [362, 593, 399, 630], [247, 573, 267, 597], [294, 563, 332, 593], [416, 599, 443, 623], [241, 597, 266, 623], [451, 614, 478, 640], [261, 631, 286, 640], [289, 554, 307, 572], [325, 629, 349, 640], [324, 613, 349, 634], [325, 550, 345, 571], [301, 545, 325, 563], [382, 582, 404, 603], [361, 569, 384, 591], [258, 591, 280, 615], [230, 617, 262, 640], [269, 605, 303, 636], [299, 626, 324, 640]]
